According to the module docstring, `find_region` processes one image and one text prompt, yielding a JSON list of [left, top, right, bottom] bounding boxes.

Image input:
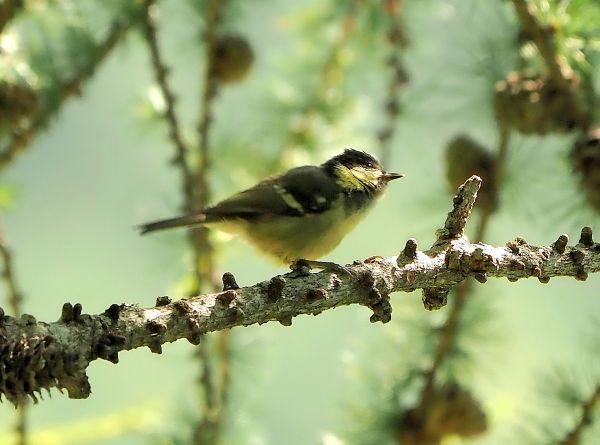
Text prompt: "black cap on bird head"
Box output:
[[323, 148, 404, 191], [323, 149, 382, 172]]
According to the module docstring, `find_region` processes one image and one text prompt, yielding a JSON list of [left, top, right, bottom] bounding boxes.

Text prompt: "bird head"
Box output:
[[323, 149, 404, 192]]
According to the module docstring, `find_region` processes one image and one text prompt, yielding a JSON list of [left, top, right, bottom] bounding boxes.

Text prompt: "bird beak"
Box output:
[[382, 172, 405, 182]]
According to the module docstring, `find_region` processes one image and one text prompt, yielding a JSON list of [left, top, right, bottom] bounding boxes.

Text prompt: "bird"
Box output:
[[139, 149, 404, 273]]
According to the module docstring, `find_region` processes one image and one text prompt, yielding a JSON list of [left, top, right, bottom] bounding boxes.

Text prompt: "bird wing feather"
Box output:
[[204, 166, 341, 221]]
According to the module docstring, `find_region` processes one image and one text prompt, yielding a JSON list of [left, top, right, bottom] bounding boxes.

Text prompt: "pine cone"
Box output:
[[570, 127, 600, 212], [210, 34, 254, 84], [494, 71, 586, 135], [397, 382, 487, 444], [446, 135, 499, 213]]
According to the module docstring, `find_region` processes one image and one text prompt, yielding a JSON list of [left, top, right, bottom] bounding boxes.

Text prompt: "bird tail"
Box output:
[[138, 214, 206, 234]]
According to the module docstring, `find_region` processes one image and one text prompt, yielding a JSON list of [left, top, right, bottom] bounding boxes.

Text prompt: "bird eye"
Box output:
[[366, 162, 374, 168]]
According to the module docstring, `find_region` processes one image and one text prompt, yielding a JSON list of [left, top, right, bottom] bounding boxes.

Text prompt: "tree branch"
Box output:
[[1, 176, 599, 405], [191, 0, 224, 292], [141, 0, 195, 211]]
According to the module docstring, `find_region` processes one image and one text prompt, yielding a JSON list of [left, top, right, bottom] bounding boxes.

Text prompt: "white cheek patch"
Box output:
[[351, 166, 379, 186], [351, 167, 368, 181]]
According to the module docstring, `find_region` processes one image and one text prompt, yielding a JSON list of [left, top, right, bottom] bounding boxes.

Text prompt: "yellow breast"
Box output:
[[210, 198, 372, 264]]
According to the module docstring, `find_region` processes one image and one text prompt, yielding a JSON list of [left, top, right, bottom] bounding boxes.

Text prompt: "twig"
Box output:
[[14, 409, 27, 445], [139, 1, 225, 439], [510, 0, 591, 129], [378, 0, 409, 166], [2, 177, 600, 405], [140, 1, 225, 439], [510, 0, 569, 91], [0, 10, 140, 172], [141, 1, 195, 211], [0, 0, 24, 34], [557, 383, 600, 445], [142, 0, 227, 441], [193, 312, 233, 443], [196, 0, 223, 216], [192, 0, 223, 288], [216, 328, 232, 414]]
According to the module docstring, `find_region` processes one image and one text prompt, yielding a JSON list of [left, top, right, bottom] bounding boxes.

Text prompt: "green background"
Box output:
[[1, 1, 599, 444]]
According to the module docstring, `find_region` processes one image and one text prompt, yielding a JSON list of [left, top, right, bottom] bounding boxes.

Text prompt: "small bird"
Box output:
[[139, 149, 403, 272]]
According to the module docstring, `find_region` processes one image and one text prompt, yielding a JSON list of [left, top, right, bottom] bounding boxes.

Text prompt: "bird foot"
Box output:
[[289, 259, 354, 277]]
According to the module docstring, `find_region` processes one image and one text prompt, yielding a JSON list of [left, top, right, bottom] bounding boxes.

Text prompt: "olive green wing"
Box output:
[[203, 166, 341, 221]]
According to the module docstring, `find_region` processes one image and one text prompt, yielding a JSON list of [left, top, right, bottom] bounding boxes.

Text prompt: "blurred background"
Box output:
[[1, 0, 600, 444]]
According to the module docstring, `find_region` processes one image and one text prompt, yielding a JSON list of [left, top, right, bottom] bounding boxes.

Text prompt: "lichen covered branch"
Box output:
[[1, 177, 599, 405]]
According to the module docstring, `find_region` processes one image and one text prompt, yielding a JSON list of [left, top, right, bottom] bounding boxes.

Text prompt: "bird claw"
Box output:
[[289, 259, 354, 277], [288, 260, 312, 277]]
